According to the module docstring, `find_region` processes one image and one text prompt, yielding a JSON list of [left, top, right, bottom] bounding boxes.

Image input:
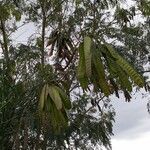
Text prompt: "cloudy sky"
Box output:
[[111, 86, 150, 150]]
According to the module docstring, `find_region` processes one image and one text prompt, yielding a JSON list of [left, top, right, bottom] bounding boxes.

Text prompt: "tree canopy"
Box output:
[[0, 0, 149, 149]]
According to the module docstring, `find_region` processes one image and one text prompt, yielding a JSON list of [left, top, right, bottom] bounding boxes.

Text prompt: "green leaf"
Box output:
[[139, 0, 150, 16], [117, 66, 132, 92], [54, 86, 71, 109], [92, 52, 110, 96], [49, 97, 68, 133], [106, 57, 132, 92], [39, 84, 47, 112], [12, 9, 21, 21], [90, 66, 100, 92], [45, 95, 53, 112], [105, 44, 144, 87], [84, 36, 92, 77], [48, 85, 63, 110], [77, 43, 89, 89]]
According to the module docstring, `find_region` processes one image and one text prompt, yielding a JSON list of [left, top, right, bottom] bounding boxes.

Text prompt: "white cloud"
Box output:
[[110, 88, 150, 150], [112, 132, 150, 150], [111, 89, 150, 139]]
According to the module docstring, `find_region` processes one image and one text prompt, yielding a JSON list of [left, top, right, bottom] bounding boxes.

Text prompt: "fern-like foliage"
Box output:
[[39, 84, 71, 132], [77, 36, 145, 99], [105, 57, 132, 92], [138, 0, 150, 16], [105, 44, 144, 87], [92, 50, 110, 96]]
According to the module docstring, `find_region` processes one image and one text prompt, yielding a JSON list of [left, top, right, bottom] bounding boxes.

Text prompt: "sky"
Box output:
[[10, 1, 150, 150], [111, 86, 150, 150], [112, 99, 150, 150], [112, 131, 150, 150]]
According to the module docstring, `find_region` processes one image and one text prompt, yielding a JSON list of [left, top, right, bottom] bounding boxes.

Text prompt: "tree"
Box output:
[[0, 0, 149, 149]]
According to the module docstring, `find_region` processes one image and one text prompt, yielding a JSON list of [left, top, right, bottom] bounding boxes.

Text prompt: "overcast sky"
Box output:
[[111, 84, 150, 150]]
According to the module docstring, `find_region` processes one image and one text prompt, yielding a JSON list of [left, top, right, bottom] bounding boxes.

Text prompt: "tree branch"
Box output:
[[40, 0, 46, 66], [141, 70, 150, 73], [0, 20, 10, 70]]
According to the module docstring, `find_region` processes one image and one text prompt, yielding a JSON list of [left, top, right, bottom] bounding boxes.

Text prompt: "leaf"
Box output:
[[77, 43, 89, 89], [52, 108, 68, 133], [46, 37, 57, 47], [90, 67, 100, 92], [106, 57, 132, 92], [92, 52, 110, 96], [139, 0, 150, 16], [45, 95, 68, 133], [105, 56, 118, 78], [49, 97, 68, 132], [12, 9, 21, 21], [48, 85, 63, 110], [54, 86, 71, 109], [84, 36, 92, 77], [105, 44, 144, 87], [39, 84, 47, 111], [49, 98, 60, 131], [123, 90, 132, 102], [117, 66, 132, 92], [109, 78, 119, 98]]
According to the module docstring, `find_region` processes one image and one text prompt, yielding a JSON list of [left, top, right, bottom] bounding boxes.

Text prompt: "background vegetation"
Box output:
[[0, 0, 150, 149]]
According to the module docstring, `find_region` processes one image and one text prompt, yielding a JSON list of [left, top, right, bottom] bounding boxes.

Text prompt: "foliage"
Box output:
[[0, 0, 149, 149]]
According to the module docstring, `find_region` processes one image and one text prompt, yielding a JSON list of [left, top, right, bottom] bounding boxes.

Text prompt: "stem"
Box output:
[[0, 20, 10, 70], [41, 1, 46, 66], [141, 70, 150, 73], [23, 117, 28, 150]]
